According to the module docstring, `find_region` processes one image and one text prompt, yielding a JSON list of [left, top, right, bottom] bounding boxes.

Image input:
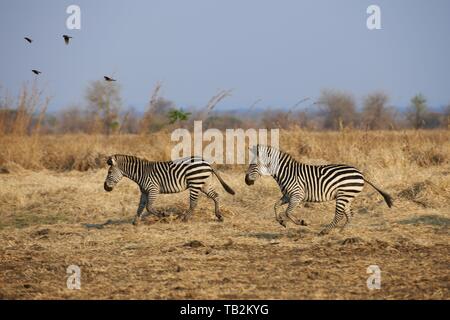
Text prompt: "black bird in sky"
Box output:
[[63, 35, 72, 45], [32, 69, 42, 75], [104, 76, 116, 82], [24, 37, 33, 43]]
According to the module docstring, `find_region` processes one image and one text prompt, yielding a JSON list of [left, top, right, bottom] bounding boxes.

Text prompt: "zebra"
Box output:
[[104, 154, 235, 225], [244, 145, 393, 235]]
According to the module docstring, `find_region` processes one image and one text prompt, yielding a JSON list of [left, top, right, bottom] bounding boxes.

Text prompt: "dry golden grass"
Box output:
[[0, 129, 449, 299]]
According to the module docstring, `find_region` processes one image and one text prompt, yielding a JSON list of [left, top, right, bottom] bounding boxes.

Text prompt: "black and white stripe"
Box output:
[[245, 145, 393, 235], [104, 155, 235, 225]]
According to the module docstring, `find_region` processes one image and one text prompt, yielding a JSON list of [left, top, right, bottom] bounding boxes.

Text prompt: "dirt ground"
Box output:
[[0, 167, 449, 299]]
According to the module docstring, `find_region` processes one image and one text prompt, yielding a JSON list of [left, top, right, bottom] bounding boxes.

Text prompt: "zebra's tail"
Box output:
[[212, 169, 235, 195], [363, 178, 393, 208]]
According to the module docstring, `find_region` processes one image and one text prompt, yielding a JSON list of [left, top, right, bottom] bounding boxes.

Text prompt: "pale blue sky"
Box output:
[[0, 0, 449, 112]]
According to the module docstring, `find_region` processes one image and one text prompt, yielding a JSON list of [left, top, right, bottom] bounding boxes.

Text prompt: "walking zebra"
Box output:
[[244, 145, 393, 235], [104, 155, 235, 225]]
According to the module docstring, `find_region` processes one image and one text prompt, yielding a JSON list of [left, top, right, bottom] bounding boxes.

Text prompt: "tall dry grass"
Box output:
[[0, 81, 50, 136], [0, 129, 448, 174]]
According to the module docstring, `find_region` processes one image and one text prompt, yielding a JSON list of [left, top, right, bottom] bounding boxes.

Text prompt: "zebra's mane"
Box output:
[[256, 144, 295, 162], [111, 154, 154, 166]]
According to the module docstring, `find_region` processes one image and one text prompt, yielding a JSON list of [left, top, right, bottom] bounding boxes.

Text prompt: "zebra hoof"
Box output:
[[132, 218, 140, 226], [216, 215, 224, 222], [278, 220, 286, 228], [300, 219, 308, 226], [318, 230, 328, 236]]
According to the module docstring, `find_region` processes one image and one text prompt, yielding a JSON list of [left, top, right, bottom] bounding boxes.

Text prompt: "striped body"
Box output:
[[104, 155, 235, 224], [277, 163, 364, 203], [117, 156, 213, 194], [245, 145, 392, 235]]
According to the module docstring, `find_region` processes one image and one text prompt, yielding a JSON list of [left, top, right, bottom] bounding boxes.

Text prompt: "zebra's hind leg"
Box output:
[[319, 196, 347, 236], [340, 205, 354, 232], [181, 186, 201, 222], [201, 183, 223, 222]]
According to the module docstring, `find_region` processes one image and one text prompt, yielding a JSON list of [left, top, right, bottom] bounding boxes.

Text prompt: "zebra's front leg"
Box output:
[[283, 194, 306, 227], [133, 190, 158, 226], [274, 195, 289, 227], [181, 187, 200, 222], [132, 192, 147, 226]]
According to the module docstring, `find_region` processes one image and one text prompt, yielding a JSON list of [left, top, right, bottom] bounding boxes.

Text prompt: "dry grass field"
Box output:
[[0, 129, 449, 299]]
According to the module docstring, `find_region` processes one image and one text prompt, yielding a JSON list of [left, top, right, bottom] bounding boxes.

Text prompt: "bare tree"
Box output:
[[57, 106, 91, 133], [85, 80, 122, 135], [139, 82, 163, 133], [362, 92, 395, 130], [119, 106, 140, 134], [317, 89, 357, 130], [444, 103, 450, 129], [202, 89, 233, 120], [260, 109, 291, 129], [141, 96, 177, 133]]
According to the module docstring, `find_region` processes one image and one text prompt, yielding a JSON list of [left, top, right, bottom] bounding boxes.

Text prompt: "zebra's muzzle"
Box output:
[[245, 175, 254, 186], [104, 182, 113, 192]]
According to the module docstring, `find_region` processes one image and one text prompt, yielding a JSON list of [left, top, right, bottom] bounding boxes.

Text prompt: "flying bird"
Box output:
[[63, 35, 72, 45], [24, 37, 33, 43], [32, 69, 42, 75], [104, 76, 116, 82]]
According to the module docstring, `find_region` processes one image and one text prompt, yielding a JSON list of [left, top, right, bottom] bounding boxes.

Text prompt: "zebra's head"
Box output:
[[245, 145, 278, 186], [104, 156, 124, 192]]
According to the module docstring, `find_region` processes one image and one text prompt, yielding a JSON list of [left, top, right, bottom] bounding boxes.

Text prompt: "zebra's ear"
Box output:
[[107, 157, 116, 166], [248, 145, 258, 163]]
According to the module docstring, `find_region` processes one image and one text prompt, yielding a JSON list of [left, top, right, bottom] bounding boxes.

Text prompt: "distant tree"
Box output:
[[203, 114, 243, 130], [58, 106, 90, 133], [445, 103, 450, 117], [423, 112, 443, 129], [317, 89, 357, 130], [138, 83, 188, 133], [407, 94, 428, 129], [119, 106, 140, 134], [85, 80, 122, 135], [260, 109, 291, 129], [140, 97, 177, 133], [362, 92, 395, 130], [140, 82, 165, 133], [168, 108, 191, 124], [443, 103, 450, 129], [296, 111, 311, 129]]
